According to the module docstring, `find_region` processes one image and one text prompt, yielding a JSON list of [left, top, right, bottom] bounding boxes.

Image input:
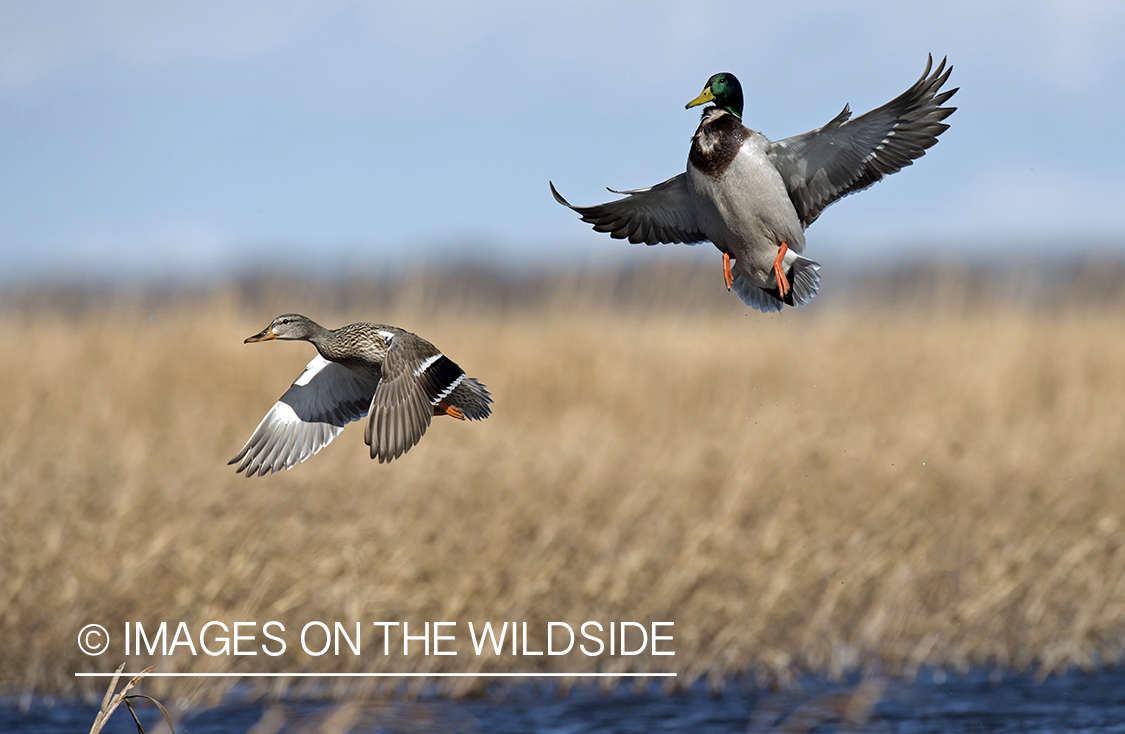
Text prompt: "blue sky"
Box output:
[[2, 1, 1124, 284]]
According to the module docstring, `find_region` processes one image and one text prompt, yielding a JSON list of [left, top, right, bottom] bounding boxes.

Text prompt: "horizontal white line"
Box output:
[[75, 672, 676, 678]]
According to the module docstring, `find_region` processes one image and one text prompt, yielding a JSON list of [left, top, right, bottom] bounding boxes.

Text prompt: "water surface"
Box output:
[[6, 667, 1125, 733]]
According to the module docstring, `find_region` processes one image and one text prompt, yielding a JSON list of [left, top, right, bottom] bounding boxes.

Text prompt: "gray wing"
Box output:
[[365, 332, 466, 463], [768, 55, 957, 229], [230, 355, 378, 477], [550, 175, 707, 245]]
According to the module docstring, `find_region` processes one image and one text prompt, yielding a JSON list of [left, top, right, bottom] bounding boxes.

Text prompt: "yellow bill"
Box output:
[[686, 87, 715, 109]]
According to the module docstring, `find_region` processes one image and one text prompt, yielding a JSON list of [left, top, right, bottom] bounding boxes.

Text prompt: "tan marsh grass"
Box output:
[[2, 262, 1124, 701]]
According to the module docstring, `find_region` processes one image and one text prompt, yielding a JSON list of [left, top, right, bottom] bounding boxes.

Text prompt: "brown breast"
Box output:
[[688, 108, 750, 179]]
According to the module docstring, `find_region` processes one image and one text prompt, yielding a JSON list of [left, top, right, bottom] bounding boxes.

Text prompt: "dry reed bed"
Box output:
[[2, 271, 1124, 701]]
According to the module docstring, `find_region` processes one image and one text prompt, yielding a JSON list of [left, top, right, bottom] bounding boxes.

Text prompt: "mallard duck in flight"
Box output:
[[230, 314, 492, 475], [551, 55, 957, 312]]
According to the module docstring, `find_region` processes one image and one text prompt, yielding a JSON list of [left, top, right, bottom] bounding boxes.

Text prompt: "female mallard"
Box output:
[[229, 314, 492, 475], [551, 56, 957, 312]]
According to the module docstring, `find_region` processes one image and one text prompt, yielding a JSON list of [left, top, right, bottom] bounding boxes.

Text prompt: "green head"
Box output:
[[685, 72, 744, 119]]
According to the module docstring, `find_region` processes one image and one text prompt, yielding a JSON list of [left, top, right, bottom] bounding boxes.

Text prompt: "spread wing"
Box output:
[[230, 355, 378, 477], [550, 175, 707, 245], [768, 55, 957, 228], [364, 332, 466, 463]]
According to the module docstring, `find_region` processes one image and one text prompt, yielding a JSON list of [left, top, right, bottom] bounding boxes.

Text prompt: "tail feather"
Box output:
[[731, 257, 821, 312], [447, 378, 493, 421], [787, 256, 821, 307]]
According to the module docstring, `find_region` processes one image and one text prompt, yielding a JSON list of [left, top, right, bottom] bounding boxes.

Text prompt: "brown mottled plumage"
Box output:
[[230, 314, 491, 475]]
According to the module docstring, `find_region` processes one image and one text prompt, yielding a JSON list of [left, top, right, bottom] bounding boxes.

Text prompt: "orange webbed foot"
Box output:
[[434, 399, 465, 420], [723, 253, 733, 291]]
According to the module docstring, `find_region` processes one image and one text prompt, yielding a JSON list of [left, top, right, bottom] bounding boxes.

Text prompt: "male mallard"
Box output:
[[229, 314, 492, 475], [551, 56, 957, 312]]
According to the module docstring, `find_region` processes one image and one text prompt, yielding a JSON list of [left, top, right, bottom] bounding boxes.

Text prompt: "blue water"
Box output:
[[5, 668, 1125, 733]]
